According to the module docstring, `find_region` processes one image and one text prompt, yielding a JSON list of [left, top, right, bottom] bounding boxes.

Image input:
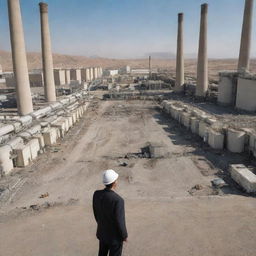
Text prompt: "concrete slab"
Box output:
[[230, 164, 256, 193]]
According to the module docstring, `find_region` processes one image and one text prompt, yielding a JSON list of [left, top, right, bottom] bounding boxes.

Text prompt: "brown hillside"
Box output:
[[1, 50, 256, 80]]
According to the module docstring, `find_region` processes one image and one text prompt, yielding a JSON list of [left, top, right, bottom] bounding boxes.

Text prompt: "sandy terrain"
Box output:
[[2, 50, 256, 80], [0, 100, 256, 256]]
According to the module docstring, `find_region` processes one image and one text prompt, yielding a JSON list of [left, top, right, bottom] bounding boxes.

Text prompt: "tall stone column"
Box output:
[[7, 0, 33, 116], [238, 0, 254, 72], [39, 2, 56, 102], [90, 67, 94, 80], [86, 68, 91, 81], [196, 3, 208, 97], [93, 67, 98, 79], [175, 13, 184, 92]]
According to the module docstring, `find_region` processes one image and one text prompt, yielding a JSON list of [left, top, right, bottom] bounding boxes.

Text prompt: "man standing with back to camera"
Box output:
[[93, 169, 128, 256]]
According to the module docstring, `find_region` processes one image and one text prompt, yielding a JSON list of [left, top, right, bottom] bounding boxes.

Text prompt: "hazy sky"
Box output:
[[0, 0, 255, 59]]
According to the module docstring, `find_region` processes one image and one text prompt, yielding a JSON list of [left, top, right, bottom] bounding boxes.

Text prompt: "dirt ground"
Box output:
[[0, 100, 256, 256]]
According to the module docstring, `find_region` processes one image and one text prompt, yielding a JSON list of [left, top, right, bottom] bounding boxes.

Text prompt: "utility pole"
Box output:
[[149, 55, 152, 80]]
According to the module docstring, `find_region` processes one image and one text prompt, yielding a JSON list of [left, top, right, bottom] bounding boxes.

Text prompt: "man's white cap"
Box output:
[[103, 169, 119, 185]]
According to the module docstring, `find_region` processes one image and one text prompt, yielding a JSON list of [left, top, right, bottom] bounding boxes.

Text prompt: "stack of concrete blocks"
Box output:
[[0, 91, 90, 178], [161, 100, 249, 153], [54, 69, 66, 86], [230, 164, 256, 193], [70, 69, 82, 84]]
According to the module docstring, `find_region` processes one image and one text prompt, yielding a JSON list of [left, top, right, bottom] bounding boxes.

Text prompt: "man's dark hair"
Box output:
[[105, 182, 115, 189]]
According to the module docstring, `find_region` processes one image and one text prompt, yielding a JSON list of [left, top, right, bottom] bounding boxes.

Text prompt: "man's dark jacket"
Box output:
[[93, 188, 128, 244]]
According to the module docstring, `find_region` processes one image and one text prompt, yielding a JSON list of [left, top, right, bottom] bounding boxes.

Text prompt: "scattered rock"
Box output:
[[41, 202, 51, 209], [30, 204, 39, 210], [39, 192, 49, 199], [193, 184, 204, 190], [120, 162, 128, 167], [211, 178, 227, 188]]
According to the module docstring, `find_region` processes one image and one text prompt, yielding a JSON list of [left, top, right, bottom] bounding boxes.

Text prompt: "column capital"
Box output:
[[39, 2, 48, 13], [201, 3, 208, 14]]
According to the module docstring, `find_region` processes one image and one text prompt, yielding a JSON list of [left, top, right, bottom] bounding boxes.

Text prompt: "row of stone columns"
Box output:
[[7, 0, 56, 116], [175, 0, 254, 97]]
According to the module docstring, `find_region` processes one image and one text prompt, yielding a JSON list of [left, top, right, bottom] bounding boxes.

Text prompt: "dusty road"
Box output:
[[0, 100, 256, 256]]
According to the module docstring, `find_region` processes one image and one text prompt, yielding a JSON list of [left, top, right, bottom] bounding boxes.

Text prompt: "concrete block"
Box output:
[[33, 134, 45, 149], [181, 113, 191, 128], [0, 145, 13, 175], [51, 120, 66, 138], [236, 77, 256, 112], [208, 129, 224, 149], [169, 106, 176, 118], [199, 121, 209, 141], [227, 128, 246, 153], [42, 128, 58, 146], [83, 103, 89, 111], [176, 108, 183, 122], [76, 109, 80, 120], [66, 116, 73, 128], [0, 125, 14, 137], [27, 139, 40, 160], [218, 75, 235, 105], [8, 137, 24, 150], [63, 117, 70, 132], [14, 144, 32, 167], [190, 117, 199, 134], [71, 112, 77, 124], [230, 164, 256, 193], [165, 103, 173, 114]]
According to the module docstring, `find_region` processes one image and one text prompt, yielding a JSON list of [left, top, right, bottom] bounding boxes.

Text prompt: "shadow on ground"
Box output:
[[153, 107, 256, 198]]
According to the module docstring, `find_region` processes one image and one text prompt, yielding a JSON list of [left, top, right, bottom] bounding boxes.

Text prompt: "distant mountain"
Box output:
[[146, 52, 176, 59], [145, 52, 197, 59]]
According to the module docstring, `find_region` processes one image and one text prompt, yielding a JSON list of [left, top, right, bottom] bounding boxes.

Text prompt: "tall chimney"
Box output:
[[238, 0, 254, 72], [175, 13, 184, 92], [196, 3, 208, 97], [7, 0, 33, 115], [39, 2, 56, 102]]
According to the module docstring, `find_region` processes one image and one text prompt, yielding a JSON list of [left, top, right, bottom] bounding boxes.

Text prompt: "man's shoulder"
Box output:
[[93, 189, 104, 198], [112, 191, 124, 202]]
